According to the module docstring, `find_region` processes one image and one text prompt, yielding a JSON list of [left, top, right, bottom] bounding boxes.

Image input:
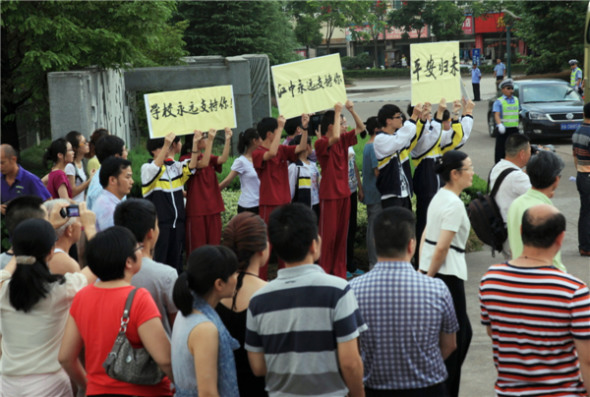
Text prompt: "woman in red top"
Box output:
[[44, 138, 74, 199], [182, 127, 232, 254], [59, 226, 173, 397]]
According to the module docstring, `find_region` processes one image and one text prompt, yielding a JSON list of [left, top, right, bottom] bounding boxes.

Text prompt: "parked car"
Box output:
[[487, 79, 583, 139]]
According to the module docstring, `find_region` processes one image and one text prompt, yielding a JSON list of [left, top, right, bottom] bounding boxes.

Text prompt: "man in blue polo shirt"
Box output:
[[350, 207, 458, 397], [493, 58, 506, 83], [471, 63, 482, 101], [1, 144, 51, 214]]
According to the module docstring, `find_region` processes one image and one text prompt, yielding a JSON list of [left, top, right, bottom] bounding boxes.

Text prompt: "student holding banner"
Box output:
[[182, 127, 233, 254], [142, 131, 201, 273], [253, 115, 308, 280], [315, 101, 365, 279], [374, 103, 422, 210]]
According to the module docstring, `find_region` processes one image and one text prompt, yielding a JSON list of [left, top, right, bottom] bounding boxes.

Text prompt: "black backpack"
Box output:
[[467, 168, 516, 256]]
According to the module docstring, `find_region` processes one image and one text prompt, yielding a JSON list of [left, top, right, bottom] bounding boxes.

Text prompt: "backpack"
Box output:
[[467, 168, 516, 256]]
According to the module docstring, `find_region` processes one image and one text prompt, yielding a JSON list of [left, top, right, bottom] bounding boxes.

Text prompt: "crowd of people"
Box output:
[[1, 88, 590, 397]]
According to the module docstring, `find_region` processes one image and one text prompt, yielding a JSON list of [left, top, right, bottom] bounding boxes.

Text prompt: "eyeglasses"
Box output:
[[458, 165, 475, 172], [392, 115, 402, 119], [505, 87, 514, 90]]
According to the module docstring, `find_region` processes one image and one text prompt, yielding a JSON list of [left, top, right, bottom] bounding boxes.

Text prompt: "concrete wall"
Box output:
[[48, 68, 129, 143], [48, 55, 270, 154]]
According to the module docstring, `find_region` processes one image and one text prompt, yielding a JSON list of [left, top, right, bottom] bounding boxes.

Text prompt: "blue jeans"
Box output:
[[577, 172, 590, 251]]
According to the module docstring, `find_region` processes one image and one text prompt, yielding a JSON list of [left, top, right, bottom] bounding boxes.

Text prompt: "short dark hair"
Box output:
[[5, 195, 45, 237], [284, 116, 303, 136], [505, 134, 530, 157], [320, 110, 336, 136], [114, 198, 157, 243], [377, 104, 401, 127], [521, 208, 566, 248], [86, 226, 138, 281], [527, 150, 564, 189], [436, 150, 468, 183], [173, 245, 238, 316], [257, 117, 278, 140], [584, 102, 590, 119], [374, 207, 416, 258], [365, 116, 381, 135], [289, 134, 311, 146], [96, 135, 125, 163], [99, 156, 132, 188], [268, 203, 318, 263], [146, 136, 181, 157], [441, 109, 451, 122]]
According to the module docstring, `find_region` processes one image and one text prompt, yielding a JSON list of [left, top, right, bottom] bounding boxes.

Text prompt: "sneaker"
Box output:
[[351, 269, 365, 276], [346, 271, 353, 279], [580, 250, 590, 257]]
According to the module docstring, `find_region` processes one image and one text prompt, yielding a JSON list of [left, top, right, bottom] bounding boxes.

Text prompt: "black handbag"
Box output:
[[102, 288, 165, 385]]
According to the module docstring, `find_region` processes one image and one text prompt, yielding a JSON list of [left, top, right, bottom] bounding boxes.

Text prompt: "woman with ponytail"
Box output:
[[418, 150, 474, 397], [44, 137, 75, 199], [0, 218, 95, 396], [171, 245, 239, 397], [219, 128, 261, 214], [216, 212, 269, 396]]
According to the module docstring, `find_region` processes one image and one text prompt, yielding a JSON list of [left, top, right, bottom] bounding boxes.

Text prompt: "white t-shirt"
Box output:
[[65, 162, 87, 203], [419, 188, 470, 280], [0, 271, 87, 375], [231, 155, 260, 209], [489, 159, 531, 224]]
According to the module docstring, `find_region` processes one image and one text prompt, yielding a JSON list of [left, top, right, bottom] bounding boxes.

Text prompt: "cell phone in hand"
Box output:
[[60, 205, 80, 218]]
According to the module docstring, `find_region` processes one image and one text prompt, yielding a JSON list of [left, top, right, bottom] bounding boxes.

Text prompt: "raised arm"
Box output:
[[294, 114, 309, 154], [328, 102, 343, 147], [345, 100, 365, 135], [451, 100, 461, 122], [188, 130, 203, 170], [153, 132, 176, 168], [218, 127, 233, 164], [197, 129, 217, 169], [436, 98, 447, 121], [263, 115, 285, 161]]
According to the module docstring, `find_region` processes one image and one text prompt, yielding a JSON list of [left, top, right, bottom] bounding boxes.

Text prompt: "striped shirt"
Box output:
[[245, 264, 367, 397], [479, 263, 590, 397]]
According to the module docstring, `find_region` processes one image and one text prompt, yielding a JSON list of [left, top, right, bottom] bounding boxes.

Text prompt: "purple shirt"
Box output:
[[1, 166, 51, 204]]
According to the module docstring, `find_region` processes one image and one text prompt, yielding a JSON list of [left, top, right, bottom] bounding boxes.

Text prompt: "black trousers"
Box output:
[[494, 127, 518, 164], [435, 274, 472, 397], [472, 83, 480, 101], [154, 223, 185, 274], [237, 205, 259, 215], [382, 196, 411, 211]]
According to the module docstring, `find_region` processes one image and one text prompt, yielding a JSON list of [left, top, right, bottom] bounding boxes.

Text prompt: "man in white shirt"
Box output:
[[489, 133, 532, 258], [94, 157, 133, 231]]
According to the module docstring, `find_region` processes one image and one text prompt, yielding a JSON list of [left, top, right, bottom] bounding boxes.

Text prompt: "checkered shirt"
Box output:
[[350, 261, 459, 390]]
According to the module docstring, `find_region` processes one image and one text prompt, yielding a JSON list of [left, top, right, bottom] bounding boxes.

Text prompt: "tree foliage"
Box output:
[[512, 1, 586, 74], [350, 1, 388, 67], [178, 1, 299, 65], [389, 1, 464, 41], [1, 0, 187, 149]]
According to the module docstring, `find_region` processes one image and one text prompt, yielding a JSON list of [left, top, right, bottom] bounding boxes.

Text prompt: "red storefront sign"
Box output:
[[462, 16, 473, 35], [474, 13, 506, 33]]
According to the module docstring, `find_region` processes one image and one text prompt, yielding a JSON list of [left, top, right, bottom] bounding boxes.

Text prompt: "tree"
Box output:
[[285, 2, 323, 58], [1, 0, 187, 150], [512, 1, 586, 74], [178, 1, 299, 65], [349, 1, 388, 67], [388, 1, 430, 40], [314, 1, 370, 53], [389, 1, 465, 41]]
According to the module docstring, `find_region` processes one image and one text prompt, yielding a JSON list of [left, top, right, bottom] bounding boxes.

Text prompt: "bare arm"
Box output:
[[153, 132, 176, 168], [218, 128, 233, 164], [188, 130, 203, 170], [57, 184, 70, 199], [68, 170, 94, 198], [263, 116, 285, 161], [247, 351, 267, 377], [138, 317, 174, 382], [189, 321, 220, 397], [439, 332, 457, 360], [337, 338, 365, 397], [436, 98, 447, 120], [219, 170, 239, 190], [426, 229, 456, 277], [58, 315, 87, 392], [294, 115, 309, 154], [328, 102, 343, 147], [198, 129, 217, 169], [345, 100, 365, 135], [451, 100, 461, 122], [575, 338, 590, 387]]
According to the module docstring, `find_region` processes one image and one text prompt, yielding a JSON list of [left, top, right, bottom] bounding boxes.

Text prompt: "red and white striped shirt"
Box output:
[[479, 263, 590, 397]]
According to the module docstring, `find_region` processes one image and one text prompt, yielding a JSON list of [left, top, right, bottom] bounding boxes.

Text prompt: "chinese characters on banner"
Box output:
[[144, 85, 236, 138], [410, 41, 461, 105], [272, 54, 347, 119]]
